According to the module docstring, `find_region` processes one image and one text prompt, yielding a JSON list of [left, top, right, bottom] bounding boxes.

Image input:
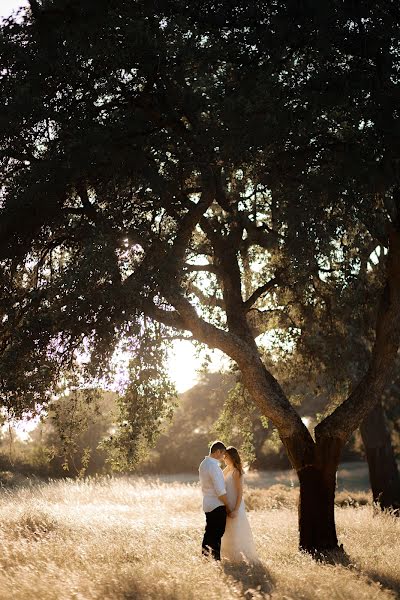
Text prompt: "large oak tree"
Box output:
[[1, 1, 400, 552]]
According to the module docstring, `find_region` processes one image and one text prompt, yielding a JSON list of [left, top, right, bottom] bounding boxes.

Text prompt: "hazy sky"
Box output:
[[0, 0, 27, 21]]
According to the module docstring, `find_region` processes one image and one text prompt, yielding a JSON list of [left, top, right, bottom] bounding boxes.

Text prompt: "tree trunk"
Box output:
[[360, 400, 400, 511], [284, 433, 344, 554], [297, 465, 338, 553]]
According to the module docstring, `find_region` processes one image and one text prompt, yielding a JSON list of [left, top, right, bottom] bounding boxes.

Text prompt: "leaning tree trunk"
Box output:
[[360, 399, 400, 511]]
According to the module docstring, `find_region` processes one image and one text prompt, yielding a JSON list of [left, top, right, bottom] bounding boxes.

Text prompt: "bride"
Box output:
[[221, 446, 259, 563]]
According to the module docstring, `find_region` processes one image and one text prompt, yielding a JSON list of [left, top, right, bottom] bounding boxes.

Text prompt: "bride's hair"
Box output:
[[225, 446, 244, 476]]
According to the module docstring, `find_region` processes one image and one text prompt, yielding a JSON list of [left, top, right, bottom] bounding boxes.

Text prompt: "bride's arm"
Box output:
[[230, 470, 243, 517]]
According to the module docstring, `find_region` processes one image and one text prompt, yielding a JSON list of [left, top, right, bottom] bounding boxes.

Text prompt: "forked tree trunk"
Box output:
[[235, 349, 347, 555], [360, 400, 400, 511]]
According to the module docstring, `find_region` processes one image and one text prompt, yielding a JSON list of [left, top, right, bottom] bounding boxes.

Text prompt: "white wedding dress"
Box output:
[[221, 470, 259, 563]]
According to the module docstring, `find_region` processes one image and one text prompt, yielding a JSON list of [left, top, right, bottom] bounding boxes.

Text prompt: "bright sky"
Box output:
[[4, 340, 227, 441], [0, 0, 27, 21]]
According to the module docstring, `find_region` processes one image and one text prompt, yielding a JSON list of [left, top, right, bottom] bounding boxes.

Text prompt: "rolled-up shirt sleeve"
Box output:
[[209, 463, 226, 497]]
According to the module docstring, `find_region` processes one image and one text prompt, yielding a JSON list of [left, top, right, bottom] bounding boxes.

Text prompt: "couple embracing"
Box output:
[[199, 440, 259, 563]]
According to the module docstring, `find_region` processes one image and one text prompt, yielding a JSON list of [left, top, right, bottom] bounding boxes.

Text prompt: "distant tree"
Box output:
[[44, 388, 116, 477], [142, 371, 235, 474], [0, 389, 117, 477], [1, 1, 400, 553]]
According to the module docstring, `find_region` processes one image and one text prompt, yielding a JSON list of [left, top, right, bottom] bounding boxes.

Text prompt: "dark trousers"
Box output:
[[202, 505, 227, 561]]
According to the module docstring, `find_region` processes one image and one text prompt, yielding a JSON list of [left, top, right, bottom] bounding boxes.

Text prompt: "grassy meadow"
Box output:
[[0, 472, 399, 600]]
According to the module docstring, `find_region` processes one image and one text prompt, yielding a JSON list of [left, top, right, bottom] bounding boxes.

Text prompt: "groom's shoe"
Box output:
[[202, 545, 221, 561]]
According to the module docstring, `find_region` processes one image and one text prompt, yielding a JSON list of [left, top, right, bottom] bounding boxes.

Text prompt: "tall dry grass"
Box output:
[[0, 475, 398, 599]]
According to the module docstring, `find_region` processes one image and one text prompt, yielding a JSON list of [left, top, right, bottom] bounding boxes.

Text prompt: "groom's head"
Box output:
[[209, 440, 226, 461]]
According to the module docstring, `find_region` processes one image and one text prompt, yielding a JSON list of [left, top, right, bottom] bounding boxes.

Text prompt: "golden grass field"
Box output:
[[0, 474, 399, 600]]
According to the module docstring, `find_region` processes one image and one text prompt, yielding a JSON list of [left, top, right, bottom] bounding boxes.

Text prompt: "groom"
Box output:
[[199, 440, 231, 561]]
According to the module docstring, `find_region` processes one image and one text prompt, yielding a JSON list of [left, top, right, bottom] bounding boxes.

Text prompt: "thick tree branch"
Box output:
[[169, 173, 215, 267], [75, 181, 98, 222], [244, 276, 280, 311], [199, 215, 253, 338], [163, 290, 234, 353], [142, 300, 187, 331], [316, 228, 400, 442]]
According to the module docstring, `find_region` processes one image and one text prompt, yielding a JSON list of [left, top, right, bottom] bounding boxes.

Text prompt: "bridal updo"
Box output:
[[225, 446, 244, 476]]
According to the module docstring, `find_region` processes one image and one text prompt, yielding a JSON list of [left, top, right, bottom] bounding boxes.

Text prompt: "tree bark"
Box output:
[[360, 399, 400, 511], [297, 465, 338, 552], [284, 433, 344, 553]]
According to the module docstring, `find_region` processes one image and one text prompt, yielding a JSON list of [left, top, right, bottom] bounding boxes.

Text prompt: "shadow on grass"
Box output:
[[311, 545, 353, 567], [313, 547, 400, 597], [222, 560, 274, 599], [362, 570, 400, 597], [122, 580, 181, 600]]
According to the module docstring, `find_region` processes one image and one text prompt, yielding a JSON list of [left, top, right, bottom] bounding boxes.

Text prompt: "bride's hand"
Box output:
[[229, 510, 238, 518]]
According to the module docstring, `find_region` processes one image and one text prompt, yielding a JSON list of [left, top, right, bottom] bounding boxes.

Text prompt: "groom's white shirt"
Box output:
[[199, 456, 226, 513]]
